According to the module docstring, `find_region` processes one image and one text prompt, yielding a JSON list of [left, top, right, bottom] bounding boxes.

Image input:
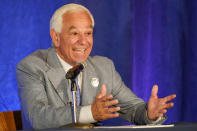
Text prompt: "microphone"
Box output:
[[66, 62, 87, 79]]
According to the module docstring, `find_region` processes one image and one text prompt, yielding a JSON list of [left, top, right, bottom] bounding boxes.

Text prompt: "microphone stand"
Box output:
[[61, 77, 94, 129], [70, 79, 78, 123]]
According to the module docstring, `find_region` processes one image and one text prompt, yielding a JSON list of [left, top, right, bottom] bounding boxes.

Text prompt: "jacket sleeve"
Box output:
[[109, 60, 166, 125], [16, 62, 81, 129]]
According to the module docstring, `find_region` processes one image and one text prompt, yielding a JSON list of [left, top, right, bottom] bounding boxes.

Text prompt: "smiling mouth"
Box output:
[[73, 48, 86, 53]]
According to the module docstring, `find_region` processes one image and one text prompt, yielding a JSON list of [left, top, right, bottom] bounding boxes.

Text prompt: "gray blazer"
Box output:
[[16, 47, 160, 129]]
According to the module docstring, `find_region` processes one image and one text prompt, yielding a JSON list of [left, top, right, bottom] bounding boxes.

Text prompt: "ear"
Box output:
[[50, 29, 60, 47]]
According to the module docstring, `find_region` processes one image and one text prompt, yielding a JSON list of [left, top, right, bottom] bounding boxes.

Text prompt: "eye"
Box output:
[[85, 31, 93, 36], [71, 32, 78, 36]]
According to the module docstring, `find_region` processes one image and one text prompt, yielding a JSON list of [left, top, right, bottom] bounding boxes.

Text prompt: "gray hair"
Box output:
[[50, 3, 95, 33]]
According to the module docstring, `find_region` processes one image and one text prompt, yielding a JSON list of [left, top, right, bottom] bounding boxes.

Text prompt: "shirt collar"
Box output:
[[56, 53, 72, 73]]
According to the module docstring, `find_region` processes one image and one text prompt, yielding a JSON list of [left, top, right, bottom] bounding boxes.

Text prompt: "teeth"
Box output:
[[76, 49, 85, 51], [74, 49, 85, 53]]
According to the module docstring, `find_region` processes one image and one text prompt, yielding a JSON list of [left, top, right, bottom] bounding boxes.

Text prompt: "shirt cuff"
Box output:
[[79, 105, 97, 124], [145, 111, 167, 124]]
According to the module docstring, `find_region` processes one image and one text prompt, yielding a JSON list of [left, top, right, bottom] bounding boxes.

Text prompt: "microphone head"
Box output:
[[80, 61, 87, 72], [65, 61, 87, 79]]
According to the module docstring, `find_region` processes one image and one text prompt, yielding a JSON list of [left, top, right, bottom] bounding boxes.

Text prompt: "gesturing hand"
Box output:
[[147, 85, 176, 120], [91, 84, 120, 121]]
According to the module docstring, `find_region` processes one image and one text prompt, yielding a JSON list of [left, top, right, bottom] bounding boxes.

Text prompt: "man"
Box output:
[[16, 3, 176, 129]]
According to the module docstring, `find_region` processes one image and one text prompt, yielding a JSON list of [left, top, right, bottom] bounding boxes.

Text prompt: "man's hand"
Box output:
[[91, 84, 120, 121], [147, 85, 176, 120]]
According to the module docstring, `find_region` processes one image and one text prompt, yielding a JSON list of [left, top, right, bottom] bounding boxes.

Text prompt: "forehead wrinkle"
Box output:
[[68, 25, 93, 32]]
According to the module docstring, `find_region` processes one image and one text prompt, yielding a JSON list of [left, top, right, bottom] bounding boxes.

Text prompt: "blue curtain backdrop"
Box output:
[[0, 0, 197, 125]]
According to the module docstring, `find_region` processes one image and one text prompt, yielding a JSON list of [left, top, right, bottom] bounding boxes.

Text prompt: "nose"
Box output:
[[78, 34, 87, 45]]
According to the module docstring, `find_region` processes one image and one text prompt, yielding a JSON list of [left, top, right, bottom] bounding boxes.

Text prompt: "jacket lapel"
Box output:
[[81, 59, 103, 105], [45, 47, 72, 105], [45, 48, 102, 106]]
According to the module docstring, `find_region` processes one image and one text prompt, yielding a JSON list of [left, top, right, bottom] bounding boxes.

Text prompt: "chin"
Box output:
[[75, 59, 86, 63], [74, 58, 87, 63]]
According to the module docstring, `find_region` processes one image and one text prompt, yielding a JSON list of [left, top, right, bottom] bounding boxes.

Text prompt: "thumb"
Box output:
[[151, 85, 158, 98], [97, 84, 107, 99]]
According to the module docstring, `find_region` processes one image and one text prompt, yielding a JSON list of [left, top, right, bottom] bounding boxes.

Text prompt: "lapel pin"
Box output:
[[91, 77, 99, 88]]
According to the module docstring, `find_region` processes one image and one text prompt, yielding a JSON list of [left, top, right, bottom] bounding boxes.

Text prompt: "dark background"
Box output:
[[0, 0, 197, 125]]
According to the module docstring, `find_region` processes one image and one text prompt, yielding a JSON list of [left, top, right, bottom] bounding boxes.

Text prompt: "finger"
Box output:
[[107, 106, 120, 113], [100, 94, 113, 101], [96, 84, 107, 99], [158, 109, 167, 114], [163, 94, 176, 103], [159, 113, 164, 117], [151, 85, 158, 98], [101, 84, 107, 97], [104, 112, 119, 119], [163, 102, 174, 109], [97, 112, 119, 121], [104, 99, 118, 107], [103, 99, 119, 107]]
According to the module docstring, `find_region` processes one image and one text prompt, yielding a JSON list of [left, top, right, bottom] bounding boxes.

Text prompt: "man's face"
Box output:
[[53, 11, 93, 66]]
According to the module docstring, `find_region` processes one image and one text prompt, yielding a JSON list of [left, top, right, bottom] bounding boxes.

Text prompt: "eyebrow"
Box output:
[[68, 26, 76, 31], [89, 25, 94, 29]]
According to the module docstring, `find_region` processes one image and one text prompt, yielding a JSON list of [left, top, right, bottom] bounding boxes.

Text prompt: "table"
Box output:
[[39, 123, 197, 131]]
